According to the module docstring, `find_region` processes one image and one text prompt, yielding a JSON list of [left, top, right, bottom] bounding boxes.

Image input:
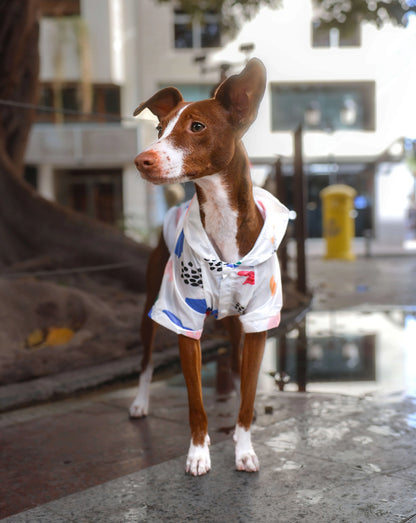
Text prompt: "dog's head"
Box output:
[[134, 58, 266, 185]]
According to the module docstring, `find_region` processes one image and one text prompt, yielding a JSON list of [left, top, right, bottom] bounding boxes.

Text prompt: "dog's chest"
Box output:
[[196, 175, 240, 263]]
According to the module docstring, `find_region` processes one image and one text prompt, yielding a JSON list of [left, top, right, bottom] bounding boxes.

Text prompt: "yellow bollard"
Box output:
[[320, 184, 357, 261]]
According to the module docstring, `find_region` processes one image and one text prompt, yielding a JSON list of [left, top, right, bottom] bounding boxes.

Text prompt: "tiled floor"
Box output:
[[2, 386, 416, 522], [0, 373, 238, 518]]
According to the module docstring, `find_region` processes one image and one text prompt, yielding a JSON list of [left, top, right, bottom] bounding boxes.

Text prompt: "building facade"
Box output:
[[25, 0, 149, 240], [25, 0, 416, 247]]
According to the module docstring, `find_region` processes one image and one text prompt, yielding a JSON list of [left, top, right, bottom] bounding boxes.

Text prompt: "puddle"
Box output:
[[258, 307, 416, 397], [161, 307, 416, 399]]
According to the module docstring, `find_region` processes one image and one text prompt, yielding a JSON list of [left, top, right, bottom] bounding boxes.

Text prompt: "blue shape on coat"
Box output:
[[162, 309, 193, 331], [185, 298, 208, 314], [175, 229, 185, 258]]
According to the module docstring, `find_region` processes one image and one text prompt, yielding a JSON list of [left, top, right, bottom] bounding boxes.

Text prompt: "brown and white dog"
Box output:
[[130, 59, 288, 476]]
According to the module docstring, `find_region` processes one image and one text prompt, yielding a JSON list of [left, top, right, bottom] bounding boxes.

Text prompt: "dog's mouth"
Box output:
[[138, 169, 190, 186]]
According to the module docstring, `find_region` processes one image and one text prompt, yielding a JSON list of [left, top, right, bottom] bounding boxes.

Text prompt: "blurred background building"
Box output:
[[24, 0, 416, 249]]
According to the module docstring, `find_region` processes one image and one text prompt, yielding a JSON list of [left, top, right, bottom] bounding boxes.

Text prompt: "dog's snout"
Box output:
[[135, 151, 158, 171]]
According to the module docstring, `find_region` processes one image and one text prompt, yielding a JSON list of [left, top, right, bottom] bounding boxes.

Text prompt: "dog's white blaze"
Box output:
[[129, 364, 153, 418], [195, 174, 240, 262], [143, 105, 190, 182], [186, 434, 211, 476], [234, 424, 260, 472], [159, 105, 189, 140], [150, 140, 185, 181]]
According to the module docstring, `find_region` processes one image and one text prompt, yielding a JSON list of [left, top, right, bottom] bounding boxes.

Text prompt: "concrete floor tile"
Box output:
[[3, 391, 416, 523]]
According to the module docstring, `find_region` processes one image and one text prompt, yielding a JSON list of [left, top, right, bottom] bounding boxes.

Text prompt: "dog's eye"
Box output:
[[190, 121, 205, 133], [156, 124, 162, 136]]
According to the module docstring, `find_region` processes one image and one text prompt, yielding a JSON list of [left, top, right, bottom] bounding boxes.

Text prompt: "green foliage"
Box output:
[[157, 0, 282, 34], [157, 0, 416, 33], [406, 141, 416, 174], [312, 1, 415, 30], [157, 0, 281, 17]]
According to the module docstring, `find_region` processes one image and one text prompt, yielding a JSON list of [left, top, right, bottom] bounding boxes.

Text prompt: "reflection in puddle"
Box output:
[[404, 314, 416, 397], [165, 308, 416, 400], [258, 308, 416, 397], [406, 412, 416, 429]]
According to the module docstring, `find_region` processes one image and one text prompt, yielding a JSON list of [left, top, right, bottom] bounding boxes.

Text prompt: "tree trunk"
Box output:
[[0, 0, 149, 291]]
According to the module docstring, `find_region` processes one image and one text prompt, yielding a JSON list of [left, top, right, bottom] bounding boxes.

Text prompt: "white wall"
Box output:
[[39, 0, 125, 84], [375, 163, 414, 245], [210, 1, 416, 161], [135, 0, 220, 97], [133, 0, 416, 162], [39, 17, 84, 81]]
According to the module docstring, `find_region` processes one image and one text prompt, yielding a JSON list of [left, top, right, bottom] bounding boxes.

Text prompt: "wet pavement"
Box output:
[[2, 388, 416, 522], [1, 253, 416, 522]]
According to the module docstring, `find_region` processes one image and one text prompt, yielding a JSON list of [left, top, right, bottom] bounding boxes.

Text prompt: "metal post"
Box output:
[[277, 334, 288, 392], [275, 157, 288, 275], [296, 319, 307, 392], [294, 125, 307, 295]]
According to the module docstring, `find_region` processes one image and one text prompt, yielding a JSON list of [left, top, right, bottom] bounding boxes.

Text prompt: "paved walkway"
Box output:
[[306, 246, 416, 311], [2, 386, 416, 522], [1, 252, 416, 522]]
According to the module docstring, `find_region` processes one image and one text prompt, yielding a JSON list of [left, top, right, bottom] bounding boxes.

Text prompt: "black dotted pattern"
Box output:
[[180, 261, 203, 287], [204, 259, 223, 272], [234, 302, 246, 314]]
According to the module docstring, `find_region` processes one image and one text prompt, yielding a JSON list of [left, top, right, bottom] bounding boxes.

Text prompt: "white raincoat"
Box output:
[[149, 187, 289, 340]]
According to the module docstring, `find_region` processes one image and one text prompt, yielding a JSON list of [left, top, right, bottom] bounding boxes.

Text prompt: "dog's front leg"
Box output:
[[234, 331, 267, 472], [178, 334, 210, 476]]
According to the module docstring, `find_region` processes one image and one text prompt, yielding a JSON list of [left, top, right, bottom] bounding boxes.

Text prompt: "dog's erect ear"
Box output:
[[214, 58, 266, 133], [133, 87, 184, 120]]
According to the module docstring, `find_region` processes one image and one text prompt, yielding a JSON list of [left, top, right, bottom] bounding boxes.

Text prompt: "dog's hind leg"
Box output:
[[129, 234, 169, 418], [220, 316, 243, 397], [221, 316, 243, 375]]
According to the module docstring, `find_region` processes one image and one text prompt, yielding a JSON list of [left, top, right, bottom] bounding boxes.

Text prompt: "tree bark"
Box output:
[[0, 0, 149, 291]]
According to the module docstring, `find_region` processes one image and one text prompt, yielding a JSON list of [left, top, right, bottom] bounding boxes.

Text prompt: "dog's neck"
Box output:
[[194, 142, 263, 263]]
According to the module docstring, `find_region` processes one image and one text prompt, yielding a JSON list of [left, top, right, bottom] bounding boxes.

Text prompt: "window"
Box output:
[[24, 165, 38, 189], [312, 21, 361, 47], [36, 83, 121, 123], [158, 83, 216, 102], [57, 169, 123, 227], [93, 85, 121, 120], [174, 9, 221, 49], [271, 82, 375, 132], [39, 0, 80, 17]]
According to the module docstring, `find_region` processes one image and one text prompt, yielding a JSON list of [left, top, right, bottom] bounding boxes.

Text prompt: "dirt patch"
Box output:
[[0, 274, 176, 385], [0, 269, 309, 385]]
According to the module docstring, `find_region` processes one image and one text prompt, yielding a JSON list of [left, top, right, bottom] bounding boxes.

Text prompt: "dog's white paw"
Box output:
[[186, 435, 211, 476], [129, 365, 153, 418], [236, 449, 259, 472], [234, 424, 259, 472], [129, 398, 148, 418]]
